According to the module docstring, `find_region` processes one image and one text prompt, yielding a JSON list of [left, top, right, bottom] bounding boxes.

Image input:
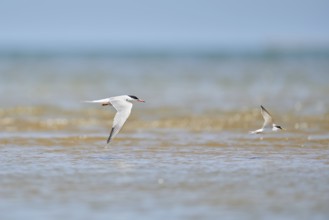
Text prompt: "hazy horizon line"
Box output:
[[1, 45, 329, 59]]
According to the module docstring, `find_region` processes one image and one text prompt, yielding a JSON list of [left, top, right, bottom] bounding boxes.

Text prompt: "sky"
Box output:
[[0, 0, 329, 51]]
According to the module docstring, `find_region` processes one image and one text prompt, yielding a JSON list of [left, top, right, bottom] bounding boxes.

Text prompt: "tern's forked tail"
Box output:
[[83, 98, 111, 106]]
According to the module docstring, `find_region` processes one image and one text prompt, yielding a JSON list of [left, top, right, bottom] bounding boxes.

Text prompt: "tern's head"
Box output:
[[127, 95, 145, 103], [272, 124, 283, 131]]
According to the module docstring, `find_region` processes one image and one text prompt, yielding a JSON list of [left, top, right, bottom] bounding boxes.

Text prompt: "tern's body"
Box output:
[[250, 105, 283, 134], [85, 95, 145, 143]]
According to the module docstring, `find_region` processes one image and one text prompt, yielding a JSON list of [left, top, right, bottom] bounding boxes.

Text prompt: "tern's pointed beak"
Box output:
[[138, 99, 145, 103]]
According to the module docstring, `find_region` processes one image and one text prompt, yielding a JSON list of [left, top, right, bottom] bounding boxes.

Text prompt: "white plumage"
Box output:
[[250, 105, 283, 134], [85, 95, 145, 143]]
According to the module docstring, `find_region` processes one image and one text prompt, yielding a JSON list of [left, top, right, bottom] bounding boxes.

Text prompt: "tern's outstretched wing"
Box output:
[[107, 99, 133, 143], [260, 105, 273, 129]]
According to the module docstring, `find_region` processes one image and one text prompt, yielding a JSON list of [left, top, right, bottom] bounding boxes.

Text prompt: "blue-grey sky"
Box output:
[[0, 0, 328, 50]]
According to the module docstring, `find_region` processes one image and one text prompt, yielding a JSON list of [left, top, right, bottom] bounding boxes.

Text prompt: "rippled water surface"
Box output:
[[1, 55, 329, 220]]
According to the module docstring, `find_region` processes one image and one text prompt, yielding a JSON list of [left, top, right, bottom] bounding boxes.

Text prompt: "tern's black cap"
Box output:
[[128, 95, 139, 100]]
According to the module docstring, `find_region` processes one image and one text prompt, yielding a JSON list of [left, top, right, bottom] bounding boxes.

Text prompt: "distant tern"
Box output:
[[250, 105, 283, 134], [85, 95, 145, 143]]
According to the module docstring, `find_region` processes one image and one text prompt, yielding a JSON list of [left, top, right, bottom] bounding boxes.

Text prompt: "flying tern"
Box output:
[[85, 95, 145, 143], [250, 105, 283, 134]]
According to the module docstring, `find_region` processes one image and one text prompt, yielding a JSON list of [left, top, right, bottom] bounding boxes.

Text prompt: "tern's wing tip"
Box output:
[[106, 127, 115, 144], [106, 137, 111, 144]]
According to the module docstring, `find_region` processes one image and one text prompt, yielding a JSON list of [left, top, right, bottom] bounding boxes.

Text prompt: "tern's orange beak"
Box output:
[[138, 99, 145, 103]]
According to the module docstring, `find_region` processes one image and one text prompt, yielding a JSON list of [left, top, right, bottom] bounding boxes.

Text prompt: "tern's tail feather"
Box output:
[[83, 98, 111, 106], [249, 129, 262, 134]]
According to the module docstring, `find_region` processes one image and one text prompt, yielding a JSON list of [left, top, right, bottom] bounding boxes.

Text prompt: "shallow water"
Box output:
[[1, 55, 329, 219]]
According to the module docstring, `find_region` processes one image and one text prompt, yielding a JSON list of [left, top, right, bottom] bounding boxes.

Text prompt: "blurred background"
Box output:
[[0, 0, 328, 112], [1, 1, 329, 220]]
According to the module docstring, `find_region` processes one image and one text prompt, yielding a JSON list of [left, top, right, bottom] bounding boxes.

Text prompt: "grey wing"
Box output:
[[107, 99, 133, 143], [260, 105, 273, 128]]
